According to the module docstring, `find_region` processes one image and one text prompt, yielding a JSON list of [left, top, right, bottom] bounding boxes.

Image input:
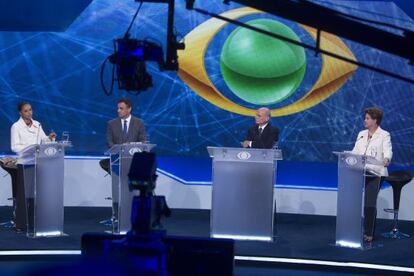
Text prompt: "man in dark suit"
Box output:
[[242, 107, 279, 149], [100, 98, 146, 173], [100, 99, 170, 227]]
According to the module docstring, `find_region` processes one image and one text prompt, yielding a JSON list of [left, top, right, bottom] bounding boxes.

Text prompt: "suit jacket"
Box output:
[[245, 123, 279, 149], [106, 116, 146, 148], [352, 127, 392, 176]]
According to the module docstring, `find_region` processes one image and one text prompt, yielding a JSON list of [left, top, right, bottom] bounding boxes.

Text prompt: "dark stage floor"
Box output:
[[0, 207, 413, 273]]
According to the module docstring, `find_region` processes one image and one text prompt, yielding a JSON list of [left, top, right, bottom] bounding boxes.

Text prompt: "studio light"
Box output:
[[101, 0, 185, 95], [110, 38, 163, 92]]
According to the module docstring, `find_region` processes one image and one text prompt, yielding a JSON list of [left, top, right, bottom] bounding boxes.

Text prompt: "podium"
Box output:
[[18, 142, 69, 238], [207, 147, 282, 241], [334, 151, 383, 249], [106, 143, 156, 234]]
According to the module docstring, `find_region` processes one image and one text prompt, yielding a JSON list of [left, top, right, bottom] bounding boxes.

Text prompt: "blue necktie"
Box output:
[[123, 120, 128, 139]]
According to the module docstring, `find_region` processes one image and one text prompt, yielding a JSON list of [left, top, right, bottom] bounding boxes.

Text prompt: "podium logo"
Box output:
[[345, 156, 358, 166], [237, 151, 251, 160], [44, 147, 57, 157], [129, 147, 142, 156]]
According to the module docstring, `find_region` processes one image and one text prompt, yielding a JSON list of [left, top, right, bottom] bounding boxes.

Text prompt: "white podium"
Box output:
[[19, 142, 69, 238], [106, 143, 156, 234], [208, 147, 282, 241], [334, 151, 383, 249]]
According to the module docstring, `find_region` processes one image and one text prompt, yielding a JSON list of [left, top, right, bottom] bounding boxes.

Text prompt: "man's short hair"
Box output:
[[365, 107, 383, 125], [259, 107, 271, 119], [117, 98, 133, 109], [17, 102, 30, 112]]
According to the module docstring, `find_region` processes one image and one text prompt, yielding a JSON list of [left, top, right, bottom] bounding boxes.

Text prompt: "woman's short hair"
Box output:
[[365, 107, 383, 125], [17, 102, 30, 112]]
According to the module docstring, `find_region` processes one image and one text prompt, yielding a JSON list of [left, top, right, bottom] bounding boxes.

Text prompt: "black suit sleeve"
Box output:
[[254, 127, 278, 149], [244, 127, 255, 142]]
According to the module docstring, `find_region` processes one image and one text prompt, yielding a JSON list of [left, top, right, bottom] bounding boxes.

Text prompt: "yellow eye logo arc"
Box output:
[[178, 7, 358, 117]]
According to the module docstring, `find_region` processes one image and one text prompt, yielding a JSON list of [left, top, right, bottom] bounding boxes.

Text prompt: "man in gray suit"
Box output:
[[100, 98, 146, 173]]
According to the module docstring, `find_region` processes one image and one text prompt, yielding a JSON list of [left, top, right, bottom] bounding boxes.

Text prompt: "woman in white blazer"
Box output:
[[352, 107, 392, 242], [8, 102, 56, 231], [11, 102, 56, 153]]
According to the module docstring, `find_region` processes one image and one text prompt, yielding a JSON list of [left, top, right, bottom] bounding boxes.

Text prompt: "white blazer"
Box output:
[[11, 117, 48, 153], [352, 127, 393, 176]]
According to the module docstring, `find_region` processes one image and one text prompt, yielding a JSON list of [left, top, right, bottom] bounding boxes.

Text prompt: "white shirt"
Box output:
[[122, 115, 131, 133], [11, 117, 48, 153], [352, 127, 393, 176], [258, 123, 268, 133]]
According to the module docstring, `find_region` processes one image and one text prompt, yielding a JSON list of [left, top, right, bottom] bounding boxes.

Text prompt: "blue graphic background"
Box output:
[[0, 0, 413, 167]]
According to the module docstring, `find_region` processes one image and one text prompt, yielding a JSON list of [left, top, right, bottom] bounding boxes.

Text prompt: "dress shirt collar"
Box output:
[[121, 115, 132, 123], [258, 122, 268, 131]]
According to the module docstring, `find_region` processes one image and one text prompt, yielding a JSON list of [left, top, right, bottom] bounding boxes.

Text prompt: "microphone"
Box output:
[[36, 123, 41, 144], [363, 136, 372, 156]]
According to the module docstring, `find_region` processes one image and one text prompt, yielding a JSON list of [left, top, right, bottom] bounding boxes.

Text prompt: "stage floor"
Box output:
[[0, 207, 413, 272]]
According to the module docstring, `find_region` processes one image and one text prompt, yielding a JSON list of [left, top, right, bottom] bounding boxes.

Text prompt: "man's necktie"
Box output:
[[258, 127, 263, 136], [123, 120, 128, 139]]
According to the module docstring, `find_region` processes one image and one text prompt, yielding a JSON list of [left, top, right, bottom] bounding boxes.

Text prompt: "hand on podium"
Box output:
[[48, 132, 57, 141], [242, 140, 251, 148]]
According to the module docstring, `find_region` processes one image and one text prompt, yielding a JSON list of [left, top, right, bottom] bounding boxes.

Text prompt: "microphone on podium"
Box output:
[[36, 123, 41, 144]]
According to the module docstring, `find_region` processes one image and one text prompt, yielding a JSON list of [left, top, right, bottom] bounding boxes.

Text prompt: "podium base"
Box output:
[[99, 218, 114, 227], [27, 231, 67, 238], [211, 234, 273, 242], [382, 230, 410, 239], [105, 230, 127, 235], [0, 220, 15, 228], [331, 241, 383, 251]]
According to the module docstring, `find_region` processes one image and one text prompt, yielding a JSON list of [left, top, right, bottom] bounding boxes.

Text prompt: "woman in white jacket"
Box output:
[[11, 102, 56, 153], [352, 107, 392, 242], [8, 102, 56, 231]]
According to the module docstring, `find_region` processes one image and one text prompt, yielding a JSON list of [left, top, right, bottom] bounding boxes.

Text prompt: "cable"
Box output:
[[311, 0, 414, 26], [193, 7, 414, 85], [124, 0, 144, 39], [303, 0, 413, 33], [102, 1, 144, 96], [100, 56, 115, 96]]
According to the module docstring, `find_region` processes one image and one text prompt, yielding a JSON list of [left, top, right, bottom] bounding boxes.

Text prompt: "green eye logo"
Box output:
[[221, 19, 306, 106], [178, 7, 357, 117]]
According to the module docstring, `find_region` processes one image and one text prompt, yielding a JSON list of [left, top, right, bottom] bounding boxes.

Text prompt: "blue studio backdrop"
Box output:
[[0, 0, 413, 188]]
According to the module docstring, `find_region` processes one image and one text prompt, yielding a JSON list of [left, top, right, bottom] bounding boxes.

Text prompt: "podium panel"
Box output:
[[334, 151, 383, 249], [19, 142, 68, 238], [106, 143, 155, 234], [208, 147, 282, 241]]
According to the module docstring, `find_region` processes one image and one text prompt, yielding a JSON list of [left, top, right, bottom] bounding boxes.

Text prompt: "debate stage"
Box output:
[[0, 207, 413, 275]]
